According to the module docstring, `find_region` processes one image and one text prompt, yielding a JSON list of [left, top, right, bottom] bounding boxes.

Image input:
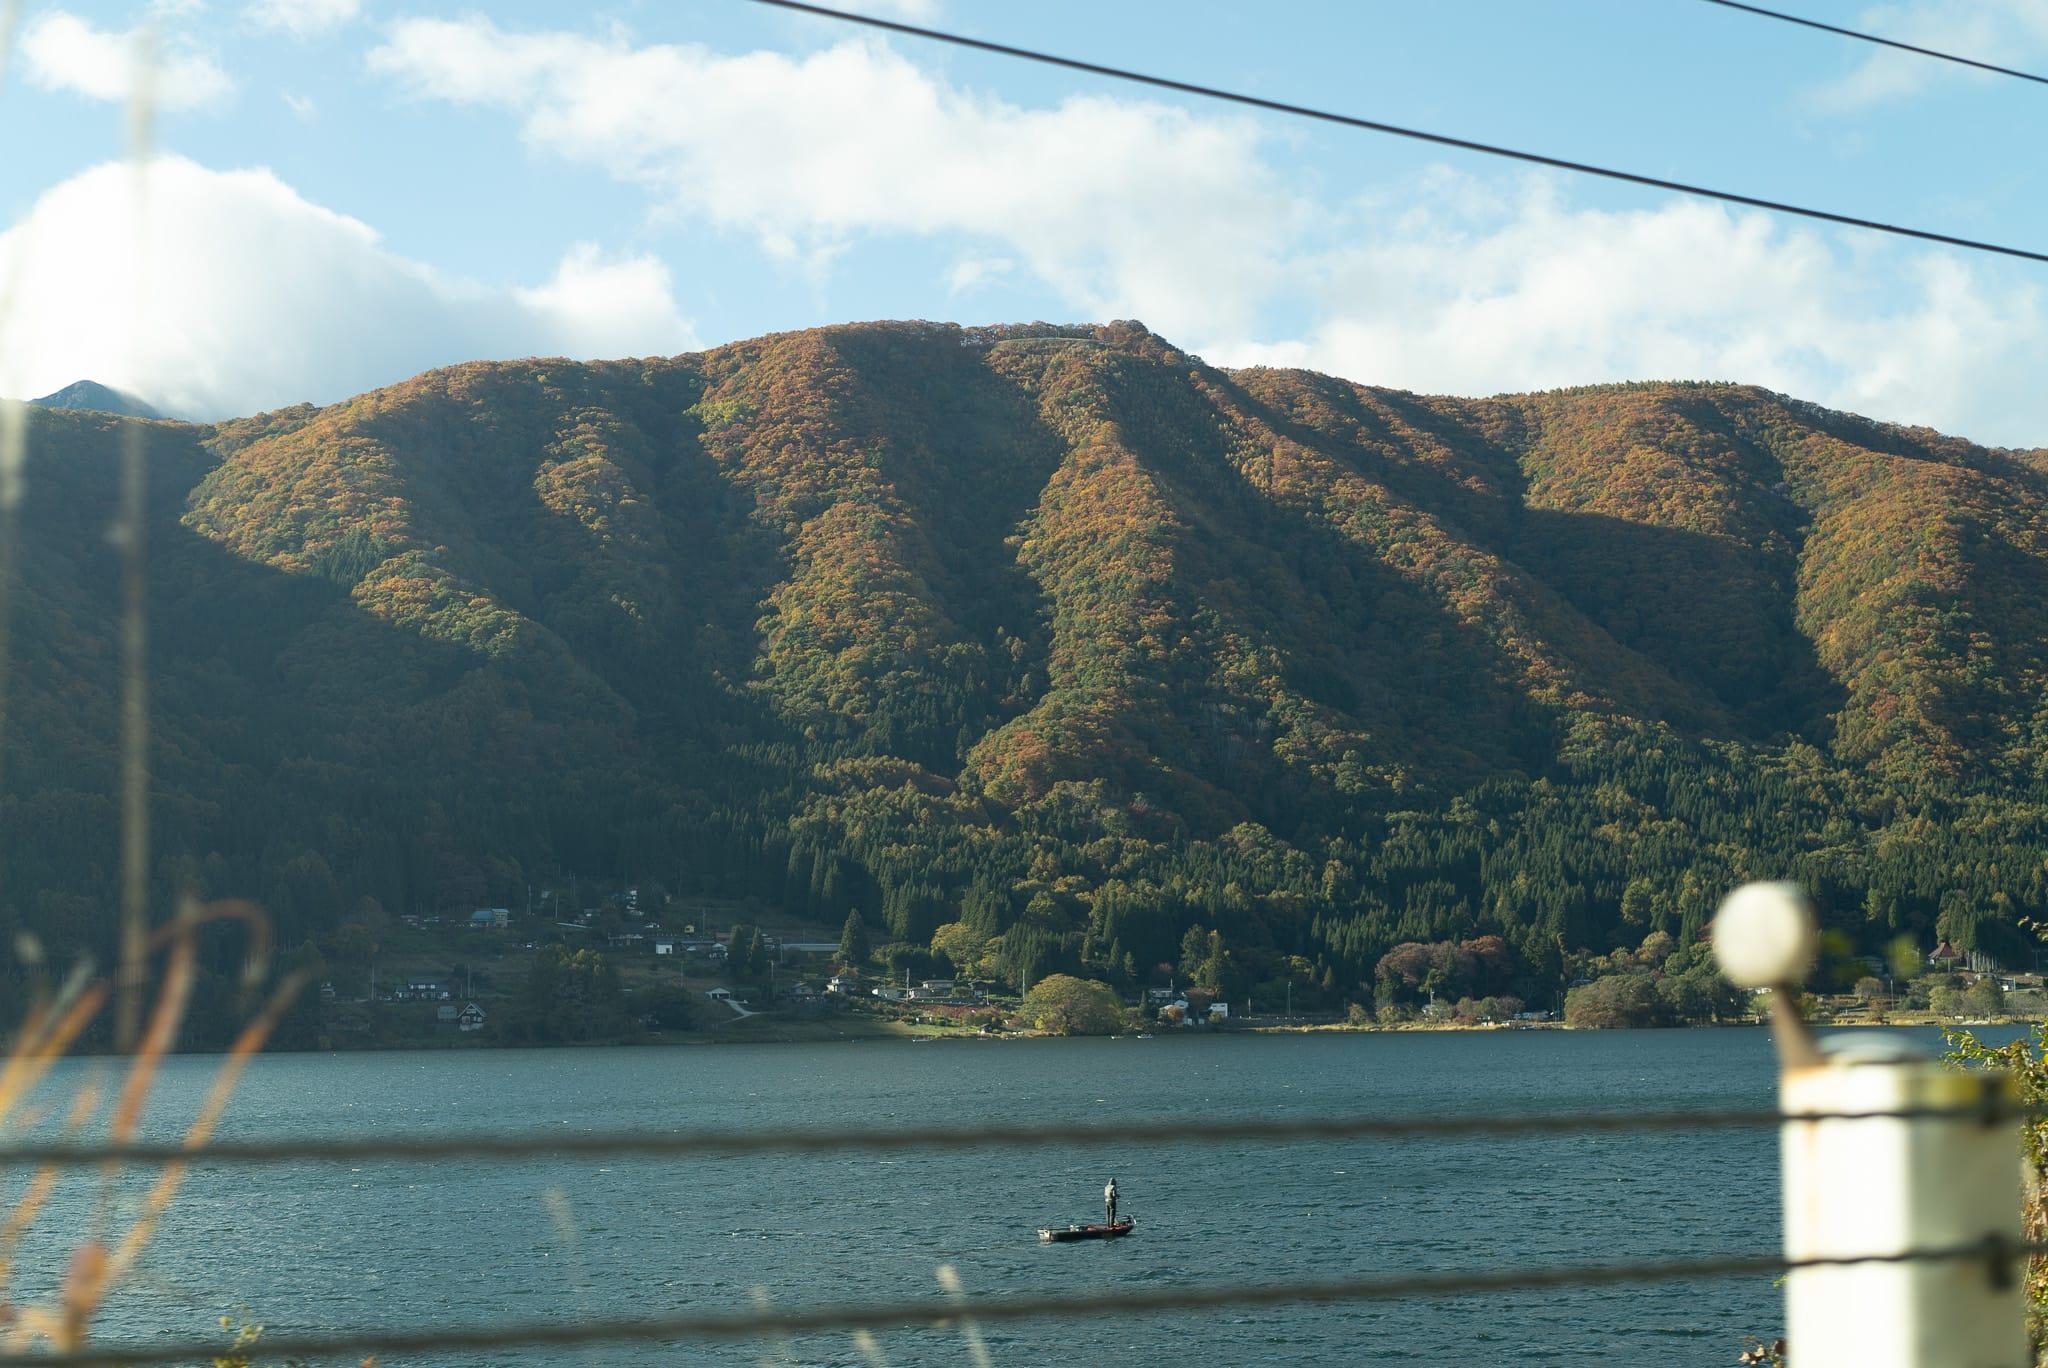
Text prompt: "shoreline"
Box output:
[[60, 1008, 2025, 1058]]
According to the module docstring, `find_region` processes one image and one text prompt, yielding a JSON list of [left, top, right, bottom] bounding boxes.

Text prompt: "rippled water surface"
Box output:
[[14, 1027, 1985, 1364]]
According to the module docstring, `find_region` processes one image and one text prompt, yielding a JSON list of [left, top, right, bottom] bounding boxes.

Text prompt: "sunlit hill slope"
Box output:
[[8, 320, 2048, 1004]]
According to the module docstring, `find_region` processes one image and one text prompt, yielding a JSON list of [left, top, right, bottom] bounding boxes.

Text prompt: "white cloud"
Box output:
[[945, 256, 1012, 292], [1809, 0, 2048, 111], [1213, 176, 2048, 449], [365, 16, 2048, 447], [282, 90, 315, 117], [367, 18, 1297, 342], [0, 157, 699, 418], [514, 242, 694, 359], [245, 0, 361, 39], [20, 10, 233, 111]]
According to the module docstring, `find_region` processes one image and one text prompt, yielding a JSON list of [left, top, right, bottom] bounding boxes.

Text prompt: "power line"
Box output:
[[0, 1102, 2027, 1168], [0, 1238, 2031, 1367], [743, 0, 2048, 266], [1700, 0, 2048, 89]]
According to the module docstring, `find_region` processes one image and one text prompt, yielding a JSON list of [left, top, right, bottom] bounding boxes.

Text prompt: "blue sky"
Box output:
[[3, 0, 2046, 444]]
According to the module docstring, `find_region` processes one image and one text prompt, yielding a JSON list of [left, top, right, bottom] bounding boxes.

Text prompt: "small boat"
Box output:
[[1038, 1217, 1136, 1243]]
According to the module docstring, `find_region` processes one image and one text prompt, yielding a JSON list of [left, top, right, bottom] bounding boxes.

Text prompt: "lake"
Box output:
[[8, 1027, 1996, 1364]]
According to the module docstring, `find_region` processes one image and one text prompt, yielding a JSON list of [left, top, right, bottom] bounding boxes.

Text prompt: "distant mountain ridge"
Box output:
[[5, 320, 2045, 1009], [29, 380, 161, 419]]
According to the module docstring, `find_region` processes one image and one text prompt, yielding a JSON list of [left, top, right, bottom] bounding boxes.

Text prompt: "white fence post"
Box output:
[[1716, 882, 2030, 1368], [1780, 1037, 2026, 1367]]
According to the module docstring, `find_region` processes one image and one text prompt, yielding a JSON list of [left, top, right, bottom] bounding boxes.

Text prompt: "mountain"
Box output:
[[28, 380, 162, 419], [5, 320, 2047, 1013]]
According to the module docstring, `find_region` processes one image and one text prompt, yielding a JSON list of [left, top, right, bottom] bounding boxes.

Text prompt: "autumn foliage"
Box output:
[[7, 320, 2048, 1026]]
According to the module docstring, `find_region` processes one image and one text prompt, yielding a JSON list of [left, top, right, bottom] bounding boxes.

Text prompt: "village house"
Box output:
[[458, 1003, 486, 1032], [1162, 996, 1229, 1026]]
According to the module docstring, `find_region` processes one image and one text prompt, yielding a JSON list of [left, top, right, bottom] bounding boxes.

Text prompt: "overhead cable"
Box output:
[[743, 0, 2048, 265], [1701, 0, 2048, 89]]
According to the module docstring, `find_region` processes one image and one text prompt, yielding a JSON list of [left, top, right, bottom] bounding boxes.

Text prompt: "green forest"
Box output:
[[6, 319, 2048, 1035]]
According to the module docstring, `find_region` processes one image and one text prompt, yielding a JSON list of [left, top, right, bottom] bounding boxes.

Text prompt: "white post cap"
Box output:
[[1713, 881, 1818, 989]]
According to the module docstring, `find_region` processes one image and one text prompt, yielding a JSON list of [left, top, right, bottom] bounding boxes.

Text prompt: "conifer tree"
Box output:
[[839, 910, 872, 967]]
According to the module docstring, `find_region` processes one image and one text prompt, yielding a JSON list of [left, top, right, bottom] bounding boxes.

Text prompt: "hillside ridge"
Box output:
[[28, 379, 162, 419], [4, 318, 2044, 1020]]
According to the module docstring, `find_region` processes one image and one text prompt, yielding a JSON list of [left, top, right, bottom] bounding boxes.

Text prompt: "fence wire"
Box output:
[[1, 1080, 2029, 1360], [0, 1101, 2030, 1170], [0, 1237, 2034, 1367]]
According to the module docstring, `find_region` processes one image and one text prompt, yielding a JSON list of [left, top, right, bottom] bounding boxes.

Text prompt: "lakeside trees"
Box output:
[[507, 948, 629, 1043], [1564, 975, 1669, 1029], [726, 924, 772, 984], [1019, 975, 1124, 1036]]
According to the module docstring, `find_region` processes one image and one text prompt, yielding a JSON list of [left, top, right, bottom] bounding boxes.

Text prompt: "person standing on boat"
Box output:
[[1104, 1178, 1119, 1225]]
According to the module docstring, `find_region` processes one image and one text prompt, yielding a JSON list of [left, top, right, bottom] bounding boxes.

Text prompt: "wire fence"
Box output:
[[0, 1098, 2036, 1361], [0, 1236, 2033, 1367], [0, 1099, 2033, 1169]]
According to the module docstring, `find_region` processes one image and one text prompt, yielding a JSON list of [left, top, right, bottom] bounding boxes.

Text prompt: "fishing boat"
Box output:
[[1037, 1217, 1136, 1243]]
